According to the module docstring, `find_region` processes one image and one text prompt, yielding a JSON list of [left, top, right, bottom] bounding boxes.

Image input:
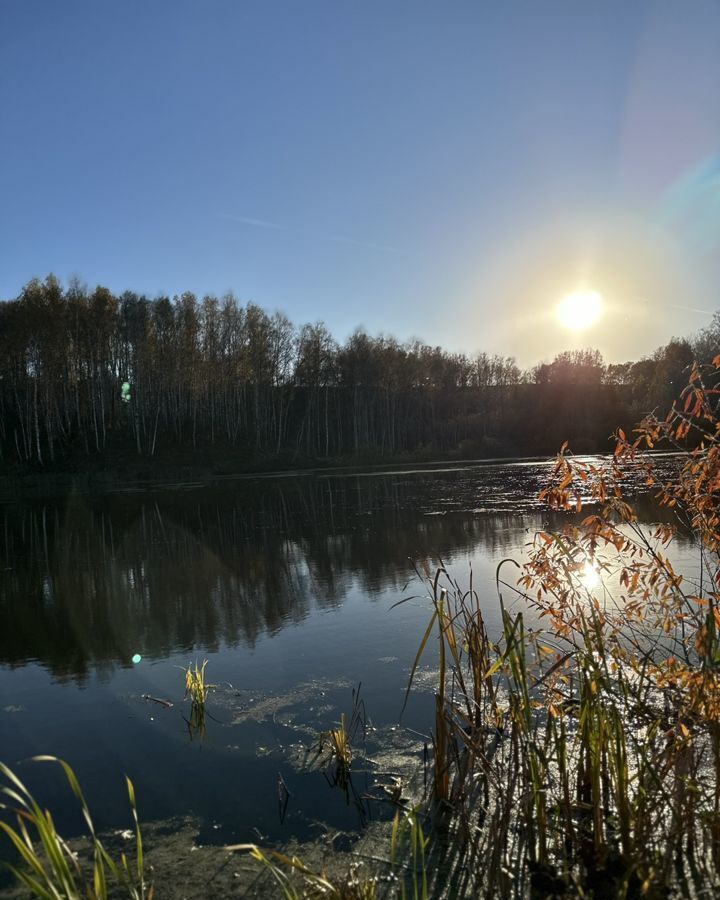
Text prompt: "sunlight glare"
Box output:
[[556, 290, 603, 331], [580, 561, 601, 591]]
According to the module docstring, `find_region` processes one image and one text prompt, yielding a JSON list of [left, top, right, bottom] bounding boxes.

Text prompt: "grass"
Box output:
[[0, 756, 151, 900]]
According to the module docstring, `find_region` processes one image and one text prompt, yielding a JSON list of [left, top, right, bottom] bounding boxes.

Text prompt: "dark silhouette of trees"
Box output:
[[694, 312, 720, 365], [0, 275, 714, 469]]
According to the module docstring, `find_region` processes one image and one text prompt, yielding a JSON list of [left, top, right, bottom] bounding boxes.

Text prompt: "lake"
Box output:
[[0, 455, 695, 875]]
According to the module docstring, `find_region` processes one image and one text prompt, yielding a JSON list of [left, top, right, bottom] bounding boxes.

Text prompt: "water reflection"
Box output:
[[0, 460, 691, 681]]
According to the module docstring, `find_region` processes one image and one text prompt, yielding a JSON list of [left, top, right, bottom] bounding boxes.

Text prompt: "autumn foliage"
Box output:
[[524, 356, 720, 718]]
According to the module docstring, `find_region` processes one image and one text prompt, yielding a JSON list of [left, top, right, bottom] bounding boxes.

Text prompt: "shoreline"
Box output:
[[0, 446, 682, 500]]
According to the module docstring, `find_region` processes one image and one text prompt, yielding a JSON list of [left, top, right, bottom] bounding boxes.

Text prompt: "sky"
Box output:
[[1, 0, 718, 366]]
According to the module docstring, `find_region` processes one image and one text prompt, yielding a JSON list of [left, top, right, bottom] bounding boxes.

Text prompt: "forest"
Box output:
[[0, 275, 717, 472]]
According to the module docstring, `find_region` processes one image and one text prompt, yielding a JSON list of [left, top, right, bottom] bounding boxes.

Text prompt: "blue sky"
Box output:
[[1, 1, 718, 364]]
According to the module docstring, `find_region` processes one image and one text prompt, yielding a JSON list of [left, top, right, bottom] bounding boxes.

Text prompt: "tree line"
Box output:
[[0, 275, 717, 468]]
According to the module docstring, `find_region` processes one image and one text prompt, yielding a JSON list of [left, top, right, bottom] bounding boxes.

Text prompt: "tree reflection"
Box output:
[[0, 467, 690, 680]]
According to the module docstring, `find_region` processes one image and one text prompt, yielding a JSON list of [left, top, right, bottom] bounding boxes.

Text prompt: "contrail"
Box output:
[[665, 304, 715, 317], [222, 213, 407, 256], [640, 297, 716, 318], [221, 214, 286, 231]]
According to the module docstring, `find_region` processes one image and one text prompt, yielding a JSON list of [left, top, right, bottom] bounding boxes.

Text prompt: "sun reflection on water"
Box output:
[[579, 561, 601, 590]]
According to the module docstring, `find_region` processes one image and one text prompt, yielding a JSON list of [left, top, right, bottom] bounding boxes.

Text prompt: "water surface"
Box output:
[[0, 456, 695, 857]]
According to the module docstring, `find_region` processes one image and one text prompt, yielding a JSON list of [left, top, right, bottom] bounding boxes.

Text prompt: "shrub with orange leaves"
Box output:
[[522, 356, 720, 720]]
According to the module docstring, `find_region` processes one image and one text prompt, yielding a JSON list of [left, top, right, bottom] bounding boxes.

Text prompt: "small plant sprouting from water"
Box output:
[[231, 843, 379, 899], [183, 658, 211, 707], [319, 685, 367, 790], [230, 806, 428, 899], [182, 659, 215, 740], [0, 756, 151, 900], [325, 713, 352, 772]]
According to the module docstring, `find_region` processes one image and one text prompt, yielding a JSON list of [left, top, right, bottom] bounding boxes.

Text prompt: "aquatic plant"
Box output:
[[390, 806, 429, 900], [318, 685, 367, 791], [184, 700, 208, 742], [324, 713, 352, 771], [234, 844, 379, 899], [231, 806, 428, 899], [181, 659, 216, 740], [183, 658, 212, 708], [0, 756, 151, 900]]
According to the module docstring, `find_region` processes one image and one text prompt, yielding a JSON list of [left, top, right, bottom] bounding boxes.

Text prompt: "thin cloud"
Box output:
[[222, 213, 407, 256]]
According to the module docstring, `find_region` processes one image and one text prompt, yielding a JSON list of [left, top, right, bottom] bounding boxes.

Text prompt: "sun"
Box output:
[[556, 290, 603, 331]]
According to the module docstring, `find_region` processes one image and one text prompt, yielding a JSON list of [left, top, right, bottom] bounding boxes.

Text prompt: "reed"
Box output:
[[183, 658, 212, 708], [232, 806, 428, 898], [319, 685, 367, 791], [390, 807, 429, 900], [0, 756, 151, 900], [397, 358, 720, 896], [403, 564, 676, 895], [325, 713, 352, 772], [229, 843, 379, 898]]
